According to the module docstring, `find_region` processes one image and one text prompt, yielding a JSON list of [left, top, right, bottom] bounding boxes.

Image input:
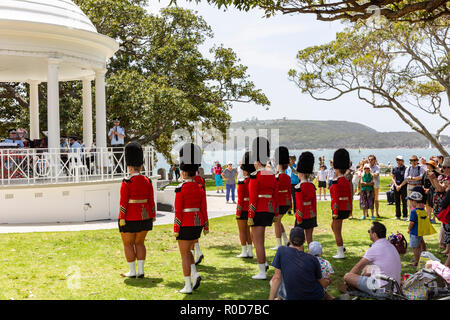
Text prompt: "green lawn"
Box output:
[[0, 200, 442, 300]]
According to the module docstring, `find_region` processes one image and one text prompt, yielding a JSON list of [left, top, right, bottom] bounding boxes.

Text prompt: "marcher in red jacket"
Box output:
[[330, 148, 352, 259], [248, 137, 278, 280], [235, 151, 255, 258], [118, 142, 155, 279], [271, 146, 292, 251], [174, 143, 209, 294], [294, 152, 317, 245]]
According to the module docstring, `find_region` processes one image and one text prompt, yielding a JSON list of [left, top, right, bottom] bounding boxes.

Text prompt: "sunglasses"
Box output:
[[410, 159, 418, 162]]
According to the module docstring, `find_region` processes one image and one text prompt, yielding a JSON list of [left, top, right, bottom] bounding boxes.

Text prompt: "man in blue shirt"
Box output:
[[4, 129, 24, 148], [270, 227, 327, 300], [286, 155, 299, 214], [108, 117, 126, 174]]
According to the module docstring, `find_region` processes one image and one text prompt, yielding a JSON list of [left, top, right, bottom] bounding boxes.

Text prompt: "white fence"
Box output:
[[0, 146, 156, 185]]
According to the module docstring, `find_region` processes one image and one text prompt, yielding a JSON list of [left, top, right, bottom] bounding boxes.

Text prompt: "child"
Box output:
[[309, 241, 334, 300], [316, 165, 328, 200], [360, 164, 375, 220], [406, 188, 436, 267]]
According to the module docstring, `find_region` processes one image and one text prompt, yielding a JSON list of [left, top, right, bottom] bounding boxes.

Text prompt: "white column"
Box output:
[[47, 59, 60, 149], [82, 77, 93, 149], [29, 80, 40, 140], [95, 69, 107, 150]]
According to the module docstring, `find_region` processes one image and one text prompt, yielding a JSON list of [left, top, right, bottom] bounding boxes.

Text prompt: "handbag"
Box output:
[[437, 205, 450, 224]]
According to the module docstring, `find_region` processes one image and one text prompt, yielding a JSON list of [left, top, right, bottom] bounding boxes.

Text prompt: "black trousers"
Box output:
[[291, 184, 297, 213], [394, 185, 408, 218]]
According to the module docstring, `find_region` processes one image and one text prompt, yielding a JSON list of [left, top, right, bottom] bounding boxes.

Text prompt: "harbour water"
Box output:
[[155, 147, 447, 174]]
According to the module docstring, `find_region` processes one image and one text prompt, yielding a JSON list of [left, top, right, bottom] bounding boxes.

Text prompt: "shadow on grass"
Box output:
[[124, 277, 164, 288]]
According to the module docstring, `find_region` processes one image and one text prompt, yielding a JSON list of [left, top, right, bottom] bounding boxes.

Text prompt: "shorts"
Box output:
[[279, 206, 290, 215], [236, 211, 249, 220], [409, 234, 423, 248], [176, 226, 203, 241], [294, 217, 318, 230], [373, 179, 380, 190], [118, 219, 153, 233], [252, 212, 274, 227], [318, 181, 327, 188], [335, 210, 350, 220], [357, 276, 389, 298], [215, 174, 223, 186]]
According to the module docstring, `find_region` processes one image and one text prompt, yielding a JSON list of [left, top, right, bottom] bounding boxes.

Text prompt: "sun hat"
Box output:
[[426, 160, 437, 169], [364, 163, 371, 169], [396, 155, 403, 161], [405, 191, 423, 202], [309, 241, 322, 257]]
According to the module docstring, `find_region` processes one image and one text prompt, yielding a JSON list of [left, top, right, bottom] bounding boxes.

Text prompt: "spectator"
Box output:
[[309, 241, 335, 300], [406, 188, 436, 267], [286, 155, 299, 214], [237, 160, 244, 180], [68, 136, 82, 152], [327, 160, 335, 189], [222, 161, 238, 204], [420, 157, 428, 172], [343, 222, 401, 298], [4, 129, 24, 148], [405, 155, 424, 210], [423, 160, 436, 223], [16, 128, 30, 147], [368, 155, 381, 218], [316, 165, 328, 200], [435, 186, 450, 267], [436, 155, 444, 171], [352, 164, 361, 198], [360, 164, 375, 220], [213, 161, 224, 193], [391, 155, 408, 220], [269, 227, 328, 300], [174, 164, 180, 182]]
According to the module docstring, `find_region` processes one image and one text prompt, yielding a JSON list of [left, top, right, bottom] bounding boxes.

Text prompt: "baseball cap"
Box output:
[[289, 227, 305, 246], [309, 241, 322, 257], [227, 161, 233, 165], [405, 191, 423, 201], [396, 155, 403, 160]]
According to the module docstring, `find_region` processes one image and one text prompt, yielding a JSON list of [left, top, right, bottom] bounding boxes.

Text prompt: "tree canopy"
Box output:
[[288, 18, 450, 155], [176, 0, 449, 22]]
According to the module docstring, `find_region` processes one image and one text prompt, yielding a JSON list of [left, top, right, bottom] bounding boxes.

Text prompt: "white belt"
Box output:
[[183, 208, 200, 212], [279, 190, 289, 193], [303, 202, 312, 206], [258, 195, 272, 198], [128, 199, 148, 204], [243, 198, 249, 201], [339, 197, 349, 201]]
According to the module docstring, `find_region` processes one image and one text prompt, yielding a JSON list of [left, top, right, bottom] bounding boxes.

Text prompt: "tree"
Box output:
[[288, 18, 450, 155], [176, 0, 450, 23], [0, 0, 269, 159]]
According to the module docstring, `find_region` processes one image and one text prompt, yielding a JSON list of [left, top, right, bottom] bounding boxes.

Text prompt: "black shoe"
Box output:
[[195, 254, 204, 265], [192, 275, 202, 290], [137, 274, 145, 279]]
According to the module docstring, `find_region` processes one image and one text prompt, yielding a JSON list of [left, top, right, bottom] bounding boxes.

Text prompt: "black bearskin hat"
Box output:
[[240, 151, 256, 174], [179, 143, 202, 172], [333, 148, 350, 170], [297, 151, 315, 174], [250, 137, 270, 165], [274, 146, 290, 166], [125, 141, 144, 167]]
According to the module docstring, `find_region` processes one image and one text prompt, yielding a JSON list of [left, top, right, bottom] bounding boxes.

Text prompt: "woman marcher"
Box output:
[[316, 165, 328, 200], [271, 146, 292, 250], [360, 164, 375, 220], [174, 143, 209, 294], [118, 142, 156, 279], [235, 151, 255, 258], [248, 137, 279, 280], [330, 148, 352, 259], [294, 152, 317, 246]]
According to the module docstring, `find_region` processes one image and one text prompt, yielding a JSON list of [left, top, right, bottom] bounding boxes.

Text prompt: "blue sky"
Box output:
[[147, 0, 446, 135]]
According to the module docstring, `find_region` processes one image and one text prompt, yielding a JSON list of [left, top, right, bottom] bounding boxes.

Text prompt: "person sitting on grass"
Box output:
[[342, 222, 401, 298], [406, 188, 436, 267], [309, 241, 335, 300], [360, 164, 375, 220]]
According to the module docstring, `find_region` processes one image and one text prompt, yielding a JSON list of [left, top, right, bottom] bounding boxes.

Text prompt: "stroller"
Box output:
[[344, 270, 450, 300]]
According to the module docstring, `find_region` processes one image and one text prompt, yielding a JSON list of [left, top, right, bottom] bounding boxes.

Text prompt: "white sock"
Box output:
[[282, 232, 288, 245], [127, 261, 136, 276], [258, 263, 266, 274], [276, 238, 282, 247], [247, 244, 253, 255], [241, 245, 247, 255], [182, 276, 192, 292], [190, 264, 198, 277], [137, 260, 145, 275], [195, 243, 202, 256]]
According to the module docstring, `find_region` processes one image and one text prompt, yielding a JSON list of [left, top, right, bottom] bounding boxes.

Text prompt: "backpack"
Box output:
[[388, 232, 408, 255]]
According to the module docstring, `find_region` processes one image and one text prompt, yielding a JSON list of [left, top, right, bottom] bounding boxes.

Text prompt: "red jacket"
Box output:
[[294, 181, 317, 224], [248, 169, 279, 219], [276, 172, 292, 209], [174, 180, 209, 234], [236, 177, 250, 217], [194, 175, 206, 190], [330, 176, 353, 217], [119, 174, 156, 221]]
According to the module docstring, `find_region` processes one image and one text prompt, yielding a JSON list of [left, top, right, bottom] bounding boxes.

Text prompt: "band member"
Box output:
[[118, 142, 156, 278], [235, 151, 255, 258], [248, 137, 278, 280], [271, 146, 292, 250], [330, 148, 352, 259], [191, 171, 205, 265], [174, 143, 209, 294], [294, 152, 317, 246]]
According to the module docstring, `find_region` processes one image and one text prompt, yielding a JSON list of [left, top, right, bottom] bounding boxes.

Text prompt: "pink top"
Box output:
[[363, 238, 402, 285], [429, 261, 450, 284]]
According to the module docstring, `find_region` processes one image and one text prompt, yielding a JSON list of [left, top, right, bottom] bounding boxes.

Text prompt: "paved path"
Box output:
[[0, 193, 388, 234]]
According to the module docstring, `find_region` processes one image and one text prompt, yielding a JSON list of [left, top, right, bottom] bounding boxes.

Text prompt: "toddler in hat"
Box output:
[[309, 241, 334, 300]]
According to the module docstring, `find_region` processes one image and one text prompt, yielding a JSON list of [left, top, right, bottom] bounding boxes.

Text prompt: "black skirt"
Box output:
[[294, 217, 318, 230], [118, 219, 153, 233], [252, 212, 274, 227], [335, 210, 350, 220], [279, 206, 290, 215], [318, 181, 327, 188], [236, 211, 249, 220], [176, 226, 203, 241]]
